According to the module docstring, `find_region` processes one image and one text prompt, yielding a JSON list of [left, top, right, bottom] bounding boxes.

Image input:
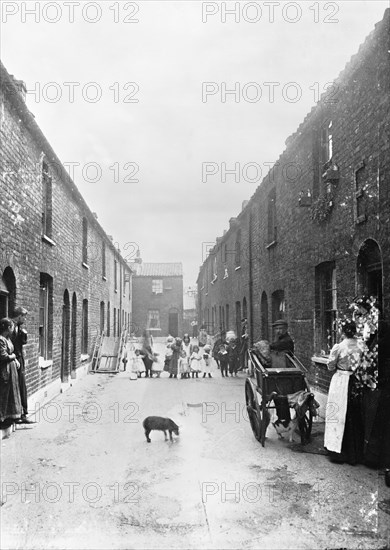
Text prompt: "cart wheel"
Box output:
[[245, 379, 269, 447], [298, 408, 313, 445]]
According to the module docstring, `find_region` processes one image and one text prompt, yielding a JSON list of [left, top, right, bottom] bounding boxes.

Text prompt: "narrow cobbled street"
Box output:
[[1, 346, 389, 549]]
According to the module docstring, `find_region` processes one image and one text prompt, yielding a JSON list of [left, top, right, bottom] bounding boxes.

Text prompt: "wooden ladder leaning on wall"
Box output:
[[90, 327, 128, 373], [90, 330, 105, 372]]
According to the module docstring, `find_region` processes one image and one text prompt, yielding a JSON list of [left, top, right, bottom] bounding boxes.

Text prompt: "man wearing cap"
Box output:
[[11, 306, 34, 423], [270, 320, 294, 354]]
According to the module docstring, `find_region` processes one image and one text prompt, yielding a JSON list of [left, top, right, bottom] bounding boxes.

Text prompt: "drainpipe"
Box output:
[[248, 208, 254, 346]]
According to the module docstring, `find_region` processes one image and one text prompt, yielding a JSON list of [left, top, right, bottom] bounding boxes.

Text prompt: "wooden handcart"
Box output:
[[245, 349, 317, 447]]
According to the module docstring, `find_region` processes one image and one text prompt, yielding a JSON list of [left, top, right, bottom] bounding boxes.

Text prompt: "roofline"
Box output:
[[0, 61, 132, 272]]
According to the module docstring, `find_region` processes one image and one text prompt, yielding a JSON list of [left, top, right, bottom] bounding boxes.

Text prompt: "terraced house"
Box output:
[[197, 9, 390, 407], [0, 62, 133, 414]]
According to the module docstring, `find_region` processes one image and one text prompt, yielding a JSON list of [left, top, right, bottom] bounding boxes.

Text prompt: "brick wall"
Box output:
[[132, 275, 183, 337], [197, 10, 390, 393], [0, 63, 132, 398]]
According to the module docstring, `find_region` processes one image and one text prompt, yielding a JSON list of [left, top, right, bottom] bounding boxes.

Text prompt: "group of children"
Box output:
[[164, 336, 213, 379], [214, 338, 241, 377], [124, 334, 242, 379]]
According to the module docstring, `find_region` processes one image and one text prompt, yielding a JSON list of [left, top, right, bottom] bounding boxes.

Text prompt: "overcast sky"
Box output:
[[2, 0, 388, 286]]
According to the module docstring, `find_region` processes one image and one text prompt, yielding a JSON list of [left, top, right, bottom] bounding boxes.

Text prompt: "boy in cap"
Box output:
[[270, 320, 294, 353]]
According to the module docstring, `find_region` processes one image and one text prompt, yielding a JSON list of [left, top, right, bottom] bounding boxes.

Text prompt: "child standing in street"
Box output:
[[133, 349, 146, 378], [227, 339, 239, 376], [179, 350, 190, 379], [217, 343, 229, 377], [190, 345, 202, 378], [164, 336, 174, 373], [202, 344, 213, 378]]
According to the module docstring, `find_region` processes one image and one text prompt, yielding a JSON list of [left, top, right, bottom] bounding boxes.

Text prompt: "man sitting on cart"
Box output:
[[270, 320, 294, 354]]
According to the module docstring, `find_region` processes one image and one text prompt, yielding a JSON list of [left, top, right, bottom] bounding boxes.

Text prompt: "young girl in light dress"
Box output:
[[202, 344, 213, 378], [179, 350, 190, 379], [190, 345, 202, 378], [132, 349, 146, 378]]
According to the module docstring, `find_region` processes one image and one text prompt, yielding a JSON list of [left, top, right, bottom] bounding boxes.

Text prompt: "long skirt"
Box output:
[[325, 371, 364, 465], [0, 361, 22, 423]]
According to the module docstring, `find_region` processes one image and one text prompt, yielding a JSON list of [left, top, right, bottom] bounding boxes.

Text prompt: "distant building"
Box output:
[[183, 286, 197, 337], [132, 260, 183, 337]]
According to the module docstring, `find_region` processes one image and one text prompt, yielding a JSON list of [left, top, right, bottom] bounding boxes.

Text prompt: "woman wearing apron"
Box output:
[[324, 321, 364, 464]]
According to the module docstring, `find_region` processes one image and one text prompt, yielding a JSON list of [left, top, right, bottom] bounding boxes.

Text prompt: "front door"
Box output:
[[168, 312, 178, 337]]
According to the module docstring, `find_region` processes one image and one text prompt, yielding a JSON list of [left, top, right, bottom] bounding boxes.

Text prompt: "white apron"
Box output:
[[324, 370, 351, 453]]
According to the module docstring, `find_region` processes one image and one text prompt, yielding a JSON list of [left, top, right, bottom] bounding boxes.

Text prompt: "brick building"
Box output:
[[183, 286, 197, 337], [197, 10, 389, 404], [132, 262, 183, 338], [0, 62, 133, 411]]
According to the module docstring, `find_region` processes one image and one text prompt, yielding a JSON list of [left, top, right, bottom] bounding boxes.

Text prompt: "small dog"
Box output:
[[272, 416, 298, 442], [271, 390, 319, 443], [143, 416, 179, 443]]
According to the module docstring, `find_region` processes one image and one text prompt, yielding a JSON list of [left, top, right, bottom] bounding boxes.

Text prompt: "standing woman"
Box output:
[[0, 318, 22, 426], [324, 320, 364, 464], [140, 329, 154, 378], [181, 334, 192, 378], [169, 337, 182, 379]]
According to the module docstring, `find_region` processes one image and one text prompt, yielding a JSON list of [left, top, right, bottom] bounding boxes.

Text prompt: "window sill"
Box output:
[[114, 289, 118, 293], [235, 266, 241, 271], [80, 354, 89, 363], [311, 355, 329, 365], [102, 276, 107, 281], [42, 235, 56, 247], [266, 241, 277, 249], [82, 262, 89, 270], [39, 358, 53, 370]]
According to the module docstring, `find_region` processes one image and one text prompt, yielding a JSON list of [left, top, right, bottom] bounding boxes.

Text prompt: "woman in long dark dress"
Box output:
[[324, 321, 364, 465], [139, 330, 155, 378], [0, 317, 22, 426], [169, 338, 182, 379]]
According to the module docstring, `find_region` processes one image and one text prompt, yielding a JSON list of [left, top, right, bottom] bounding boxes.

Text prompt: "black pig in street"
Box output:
[[143, 416, 179, 443]]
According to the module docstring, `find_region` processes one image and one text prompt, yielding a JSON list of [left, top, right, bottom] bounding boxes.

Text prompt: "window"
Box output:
[[320, 120, 333, 168], [81, 299, 88, 354], [39, 273, 53, 360], [357, 239, 383, 307], [315, 262, 337, 354], [313, 118, 334, 199], [267, 188, 277, 244], [100, 301, 105, 334], [226, 304, 229, 331], [1, 267, 16, 319], [42, 162, 52, 238], [223, 243, 228, 264], [152, 279, 163, 294], [243, 297, 247, 320], [102, 242, 106, 278], [235, 230, 241, 267], [113, 308, 117, 337], [261, 292, 269, 340], [107, 302, 111, 337], [354, 162, 367, 223], [114, 260, 118, 292], [272, 290, 285, 323], [82, 218, 88, 265], [147, 310, 160, 329], [212, 257, 217, 282], [235, 301, 241, 338]]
